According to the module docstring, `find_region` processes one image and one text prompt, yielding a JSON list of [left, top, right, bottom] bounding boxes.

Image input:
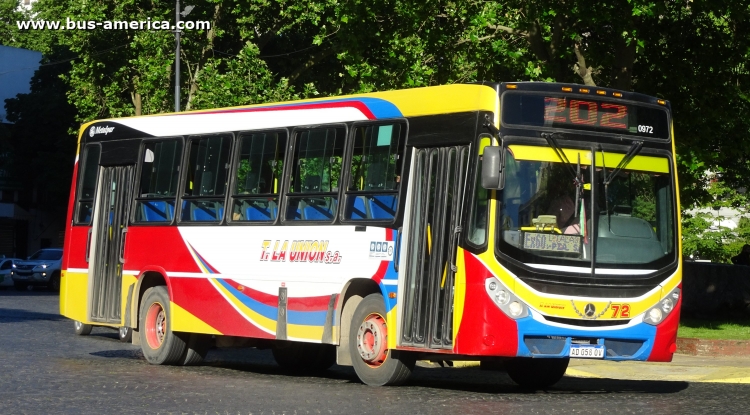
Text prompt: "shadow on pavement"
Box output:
[[0, 307, 65, 323]]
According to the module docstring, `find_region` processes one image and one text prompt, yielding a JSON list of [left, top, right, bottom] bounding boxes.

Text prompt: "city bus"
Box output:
[[60, 82, 681, 388]]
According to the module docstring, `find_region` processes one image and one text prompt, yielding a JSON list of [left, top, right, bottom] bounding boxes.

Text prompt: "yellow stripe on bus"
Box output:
[[210, 279, 278, 334], [508, 145, 670, 173], [171, 302, 222, 335]]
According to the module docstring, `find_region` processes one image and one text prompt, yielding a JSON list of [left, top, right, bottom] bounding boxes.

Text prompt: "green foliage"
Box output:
[[681, 180, 750, 263]]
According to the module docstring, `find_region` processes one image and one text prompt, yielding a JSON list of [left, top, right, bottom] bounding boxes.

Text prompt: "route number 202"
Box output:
[[638, 125, 653, 134], [611, 304, 631, 318]]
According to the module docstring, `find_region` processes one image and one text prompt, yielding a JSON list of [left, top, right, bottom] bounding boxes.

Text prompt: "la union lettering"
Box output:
[[260, 240, 342, 264]]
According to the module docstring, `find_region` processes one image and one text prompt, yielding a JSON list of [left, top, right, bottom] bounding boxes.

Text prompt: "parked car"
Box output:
[[0, 258, 21, 288], [11, 248, 63, 292]]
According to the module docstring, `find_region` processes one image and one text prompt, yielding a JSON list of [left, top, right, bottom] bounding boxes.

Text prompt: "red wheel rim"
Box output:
[[356, 312, 388, 367], [145, 302, 166, 350]]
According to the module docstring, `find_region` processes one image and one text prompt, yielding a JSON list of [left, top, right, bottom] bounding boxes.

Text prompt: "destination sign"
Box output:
[[523, 232, 581, 254], [502, 92, 670, 139]]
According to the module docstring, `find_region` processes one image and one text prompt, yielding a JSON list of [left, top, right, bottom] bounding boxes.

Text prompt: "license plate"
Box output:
[[569, 345, 605, 359]]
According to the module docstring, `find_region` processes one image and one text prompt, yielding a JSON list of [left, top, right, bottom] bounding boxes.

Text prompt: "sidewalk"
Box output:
[[566, 353, 750, 383], [445, 338, 750, 384]]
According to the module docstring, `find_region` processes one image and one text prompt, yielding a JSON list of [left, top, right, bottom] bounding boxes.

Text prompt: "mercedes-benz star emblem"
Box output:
[[584, 303, 596, 318]]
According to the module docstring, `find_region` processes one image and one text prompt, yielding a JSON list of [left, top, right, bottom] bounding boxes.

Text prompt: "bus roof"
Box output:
[[77, 84, 498, 144]]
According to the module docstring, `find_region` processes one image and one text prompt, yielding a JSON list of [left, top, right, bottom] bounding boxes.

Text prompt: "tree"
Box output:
[[3, 0, 750, 214]]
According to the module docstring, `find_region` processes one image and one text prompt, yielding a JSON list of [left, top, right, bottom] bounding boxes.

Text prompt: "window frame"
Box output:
[[73, 143, 102, 226], [176, 132, 235, 225], [227, 129, 290, 225], [340, 119, 408, 225], [281, 124, 348, 225], [131, 136, 185, 225], [462, 133, 492, 253]]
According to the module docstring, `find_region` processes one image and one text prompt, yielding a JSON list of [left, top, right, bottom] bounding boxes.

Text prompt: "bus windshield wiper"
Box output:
[[600, 140, 643, 218], [603, 141, 643, 186], [541, 132, 584, 214]]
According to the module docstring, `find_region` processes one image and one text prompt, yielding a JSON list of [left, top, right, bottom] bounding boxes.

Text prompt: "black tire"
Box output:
[[74, 320, 93, 336], [138, 286, 186, 365], [118, 326, 133, 343], [48, 272, 61, 292], [349, 293, 414, 386], [272, 341, 336, 372], [505, 357, 570, 389], [180, 333, 213, 366], [14, 282, 28, 291]]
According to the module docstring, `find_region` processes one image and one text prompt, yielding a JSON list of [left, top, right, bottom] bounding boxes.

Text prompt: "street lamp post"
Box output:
[[174, 0, 181, 112], [174, 2, 194, 112]]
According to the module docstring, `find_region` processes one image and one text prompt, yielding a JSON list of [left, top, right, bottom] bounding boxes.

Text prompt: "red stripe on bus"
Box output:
[[171, 277, 273, 338], [172, 100, 376, 120]]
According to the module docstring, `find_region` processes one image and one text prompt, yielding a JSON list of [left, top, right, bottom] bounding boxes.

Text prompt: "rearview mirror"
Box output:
[[481, 146, 503, 189]]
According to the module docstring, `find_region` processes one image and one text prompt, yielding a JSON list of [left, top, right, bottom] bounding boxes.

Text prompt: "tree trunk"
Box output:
[[574, 43, 596, 86], [131, 91, 142, 116], [185, 4, 221, 111]]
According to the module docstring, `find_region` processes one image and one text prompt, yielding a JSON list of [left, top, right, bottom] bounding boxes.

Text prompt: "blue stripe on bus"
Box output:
[[514, 316, 657, 361], [215, 279, 328, 326]]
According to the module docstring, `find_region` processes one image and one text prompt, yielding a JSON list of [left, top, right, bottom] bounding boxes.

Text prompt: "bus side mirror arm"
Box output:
[[481, 146, 503, 190]]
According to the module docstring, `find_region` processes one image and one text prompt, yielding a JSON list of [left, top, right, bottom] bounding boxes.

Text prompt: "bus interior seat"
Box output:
[[347, 196, 369, 219], [304, 176, 321, 192], [184, 200, 222, 221], [302, 198, 335, 220], [365, 163, 386, 190], [245, 200, 278, 221], [141, 200, 172, 222], [199, 171, 214, 195], [243, 172, 259, 194], [368, 195, 397, 219]]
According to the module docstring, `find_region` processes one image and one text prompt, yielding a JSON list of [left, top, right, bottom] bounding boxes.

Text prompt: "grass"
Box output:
[[678, 317, 750, 341]]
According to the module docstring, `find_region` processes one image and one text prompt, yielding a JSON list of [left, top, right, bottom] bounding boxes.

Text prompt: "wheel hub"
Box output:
[[145, 302, 166, 349], [356, 313, 388, 367]]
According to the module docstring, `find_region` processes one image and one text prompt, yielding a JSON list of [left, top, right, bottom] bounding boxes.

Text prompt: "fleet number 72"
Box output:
[[611, 304, 631, 318]]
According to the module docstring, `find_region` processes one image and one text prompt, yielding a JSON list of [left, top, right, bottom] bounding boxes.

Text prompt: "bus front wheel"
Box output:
[[139, 286, 187, 365], [349, 293, 414, 386], [505, 357, 569, 389]]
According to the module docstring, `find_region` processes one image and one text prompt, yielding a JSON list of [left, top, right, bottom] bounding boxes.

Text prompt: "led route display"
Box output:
[[502, 92, 670, 139]]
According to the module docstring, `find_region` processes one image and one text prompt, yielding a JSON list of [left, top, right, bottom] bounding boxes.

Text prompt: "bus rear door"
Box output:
[[87, 165, 135, 325]]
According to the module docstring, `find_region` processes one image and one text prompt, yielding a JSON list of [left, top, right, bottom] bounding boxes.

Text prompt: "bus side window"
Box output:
[[179, 134, 232, 223], [134, 139, 183, 223], [285, 127, 345, 222], [343, 122, 404, 221], [75, 144, 101, 224], [231, 131, 287, 223]]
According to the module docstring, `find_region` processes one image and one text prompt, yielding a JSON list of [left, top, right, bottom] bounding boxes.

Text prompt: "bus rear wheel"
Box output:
[[119, 326, 133, 343], [180, 333, 213, 366], [349, 293, 414, 386], [139, 286, 186, 365], [505, 357, 570, 389], [74, 320, 92, 335]]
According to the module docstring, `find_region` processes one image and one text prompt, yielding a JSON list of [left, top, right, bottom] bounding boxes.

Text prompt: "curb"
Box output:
[[676, 337, 750, 357]]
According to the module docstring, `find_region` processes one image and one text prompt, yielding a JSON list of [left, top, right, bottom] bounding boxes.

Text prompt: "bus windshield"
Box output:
[[498, 147, 675, 270]]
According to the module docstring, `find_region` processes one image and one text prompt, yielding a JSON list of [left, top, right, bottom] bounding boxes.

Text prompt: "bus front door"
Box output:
[[401, 146, 469, 349], [87, 165, 134, 325]]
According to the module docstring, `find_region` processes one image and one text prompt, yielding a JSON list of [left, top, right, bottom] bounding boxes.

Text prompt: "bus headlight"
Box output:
[[509, 301, 524, 317], [644, 288, 680, 326], [485, 277, 528, 319]]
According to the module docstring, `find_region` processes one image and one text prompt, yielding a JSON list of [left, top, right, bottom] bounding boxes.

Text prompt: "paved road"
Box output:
[[1, 289, 750, 415]]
